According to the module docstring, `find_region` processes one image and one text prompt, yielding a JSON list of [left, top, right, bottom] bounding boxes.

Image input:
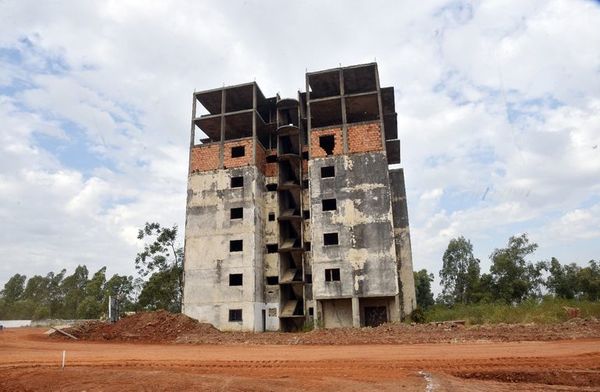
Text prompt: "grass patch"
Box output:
[[423, 298, 600, 325]]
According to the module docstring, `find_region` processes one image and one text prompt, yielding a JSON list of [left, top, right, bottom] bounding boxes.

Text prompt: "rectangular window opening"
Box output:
[[319, 135, 335, 155], [268, 212, 275, 221], [325, 268, 341, 282], [266, 244, 278, 253], [321, 166, 335, 178], [230, 207, 243, 220], [305, 274, 313, 284], [322, 199, 337, 211], [302, 179, 309, 189], [303, 210, 310, 219], [302, 151, 309, 160], [323, 233, 339, 246], [229, 273, 243, 286], [266, 154, 278, 163], [231, 146, 245, 158], [229, 309, 242, 322], [266, 276, 279, 285], [266, 183, 277, 192], [230, 240, 243, 252], [308, 307, 314, 316], [231, 176, 244, 188], [304, 241, 311, 251]]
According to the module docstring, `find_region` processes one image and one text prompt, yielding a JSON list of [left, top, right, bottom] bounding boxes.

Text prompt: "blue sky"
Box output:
[[1, 0, 599, 293]]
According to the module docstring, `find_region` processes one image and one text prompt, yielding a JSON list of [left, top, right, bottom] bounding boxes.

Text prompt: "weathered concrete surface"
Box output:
[[183, 166, 266, 331], [389, 168, 417, 318], [308, 150, 400, 325]]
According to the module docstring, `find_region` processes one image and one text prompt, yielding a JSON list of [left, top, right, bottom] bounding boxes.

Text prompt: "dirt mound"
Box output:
[[58, 310, 219, 342]]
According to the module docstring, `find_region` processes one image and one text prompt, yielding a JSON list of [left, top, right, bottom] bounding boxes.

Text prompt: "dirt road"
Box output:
[[1, 328, 599, 391]]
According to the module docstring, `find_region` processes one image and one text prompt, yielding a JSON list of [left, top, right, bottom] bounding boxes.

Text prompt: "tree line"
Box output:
[[414, 234, 600, 310], [0, 223, 183, 320]]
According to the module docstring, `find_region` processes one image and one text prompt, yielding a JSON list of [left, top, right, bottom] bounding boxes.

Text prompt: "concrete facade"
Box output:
[[183, 63, 416, 331]]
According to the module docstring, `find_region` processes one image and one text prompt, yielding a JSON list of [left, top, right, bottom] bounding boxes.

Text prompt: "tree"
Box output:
[[135, 222, 184, 312], [413, 269, 435, 310], [489, 234, 539, 303], [60, 265, 89, 319], [545, 258, 580, 299], [1, 274, 26, 303], [578, 260, 600, 301], [439, 237, 481, 305]]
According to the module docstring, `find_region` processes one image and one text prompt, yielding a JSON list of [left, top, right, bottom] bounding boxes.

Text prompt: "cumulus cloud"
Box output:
[[0, 0, 599, 291]]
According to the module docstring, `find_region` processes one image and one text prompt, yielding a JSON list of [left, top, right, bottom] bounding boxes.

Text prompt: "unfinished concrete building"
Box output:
[[183, 63, 416, 332]]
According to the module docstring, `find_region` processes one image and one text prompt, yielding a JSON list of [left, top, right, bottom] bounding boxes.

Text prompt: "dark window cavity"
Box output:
[[305, 274, 313, 284], [266, 154, 278, 163], [266, 276, 279, 285], [231, 146, 245, 158], [302, 179, 309, 189], [308, 307, 314, 316], [229, 273, 243, 286], [319, 135, 335, 155], [325, 268, 341, 282], [321, 166, 335, 178], [231, 176, 244, 188], [304, 241, 311, 251], [322, 199, 337, 211], [303, 210, 310, 219], [266, 244, 278, 253], [230, 240, 243, 252], [266, 183, 277, 192], [229, 309, 243, 322], [302, 151, 309, 160], [268, 212, 276, 221], [323, 233, 339, 246], [230, 207, 243, 220]]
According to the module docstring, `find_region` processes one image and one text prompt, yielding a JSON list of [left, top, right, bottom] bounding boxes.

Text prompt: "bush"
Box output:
[[423, 298, 600, 325], [410, 307, 426, 323]]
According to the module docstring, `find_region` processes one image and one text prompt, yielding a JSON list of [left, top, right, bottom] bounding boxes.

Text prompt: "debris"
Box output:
[[51, 326, 78, 340]]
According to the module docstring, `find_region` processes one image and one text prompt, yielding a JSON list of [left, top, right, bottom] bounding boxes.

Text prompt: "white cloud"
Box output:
[[0, 0, 599, 292]]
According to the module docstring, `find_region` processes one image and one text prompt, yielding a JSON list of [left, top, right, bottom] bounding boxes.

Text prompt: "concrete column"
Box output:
[[351, 297, 360, 327]]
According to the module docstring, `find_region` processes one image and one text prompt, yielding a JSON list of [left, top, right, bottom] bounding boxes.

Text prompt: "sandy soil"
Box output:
[[2, 328, 600, 391]]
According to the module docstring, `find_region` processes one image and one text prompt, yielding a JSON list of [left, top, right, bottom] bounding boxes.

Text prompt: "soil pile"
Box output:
[[56, 310, 219, 342]]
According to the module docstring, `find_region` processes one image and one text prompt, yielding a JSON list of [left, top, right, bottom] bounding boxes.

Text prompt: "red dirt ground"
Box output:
[[2, 323, 600, 391]]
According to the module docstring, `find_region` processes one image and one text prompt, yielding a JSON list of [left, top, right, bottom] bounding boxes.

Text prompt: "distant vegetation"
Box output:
[[0, 222, 182, 320], [413, 234, 600, 324]]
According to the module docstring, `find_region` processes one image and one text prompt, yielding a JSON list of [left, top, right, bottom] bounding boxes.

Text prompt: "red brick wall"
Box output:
[[224, 139, 254, 169], [255, 142, 267, 175], [310, 127, 343, 158], [348, 122, 383, 153], [189, 144, 219, 173]]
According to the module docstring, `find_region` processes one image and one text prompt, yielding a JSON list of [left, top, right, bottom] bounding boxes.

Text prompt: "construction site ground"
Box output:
[[1, 312, 600, 391]]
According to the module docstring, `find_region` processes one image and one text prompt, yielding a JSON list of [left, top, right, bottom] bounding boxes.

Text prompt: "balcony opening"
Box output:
[[319, 135, 335, 155]]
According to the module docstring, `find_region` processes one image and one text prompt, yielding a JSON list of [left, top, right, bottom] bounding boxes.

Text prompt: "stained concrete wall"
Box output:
[[389, 168, 417, 318], [183, 166, 266, 331], [320, 299, 353, 328], [308, 151, 400, 304]]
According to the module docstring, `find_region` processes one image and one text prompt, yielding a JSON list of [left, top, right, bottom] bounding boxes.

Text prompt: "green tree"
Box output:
[[439, 237, 481, 305], [60, 265, 89, 319], [578, 260, 600, 301], [489, 234, 539, 303], [135, 222, 184, 312], [76, 267, 107, 319], [104, 274, 135, 311], [1, 274, 26, 303], [413, 269, 435, 310], [546, 258, 581, 299]]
